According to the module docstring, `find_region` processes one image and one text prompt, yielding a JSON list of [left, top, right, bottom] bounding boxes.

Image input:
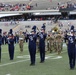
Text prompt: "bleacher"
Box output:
[[0, 0, 76, 11], [0, 22, 19, 32], [1, 20, 74, 33]]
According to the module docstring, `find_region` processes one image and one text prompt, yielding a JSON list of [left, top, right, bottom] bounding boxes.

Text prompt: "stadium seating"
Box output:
[[0, 20, 74, 33], [0, 0, 76, 11]]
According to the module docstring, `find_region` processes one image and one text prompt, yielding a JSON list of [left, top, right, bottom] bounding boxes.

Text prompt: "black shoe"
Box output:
[[72, 66, 75, 69], [70, 67, 74, 70], [10, 59, 13, 60], [40, 61, 44, 63], [70, 68, 74, 70], [30, 63, 35, 66]]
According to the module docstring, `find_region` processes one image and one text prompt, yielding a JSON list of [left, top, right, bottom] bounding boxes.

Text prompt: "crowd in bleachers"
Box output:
[[0, 15, 76, 22], [44, 1, 76, 10], [0, 0, 76, 11], [58, 1, 76, 9], [0, 2, 33, 11]]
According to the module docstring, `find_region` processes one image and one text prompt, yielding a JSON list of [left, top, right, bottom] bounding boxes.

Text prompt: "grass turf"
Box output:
[[0, 43, 76, 75]]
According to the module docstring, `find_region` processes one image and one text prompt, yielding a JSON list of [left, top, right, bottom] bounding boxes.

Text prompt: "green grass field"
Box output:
[[0, 43, 76, 75]]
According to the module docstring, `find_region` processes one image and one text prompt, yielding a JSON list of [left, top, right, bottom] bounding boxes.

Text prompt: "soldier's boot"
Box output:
[[21, 48, 23, 53], [36, 45, 39, 52], [47, 48, 49, 51], [58, 51, 61, 55], [54, 46, 57, 52], [58, 50, 61, 55], [49, 48, 52, 53], [55, 48, 57, 52], [50, 50, 52, 53], [47, 44, 49, 51], [20, 48, 23, 53], [58, 51, 60, 55]]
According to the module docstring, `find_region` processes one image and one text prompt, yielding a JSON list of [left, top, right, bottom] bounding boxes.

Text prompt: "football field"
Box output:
[[0, 43, 76, 75]]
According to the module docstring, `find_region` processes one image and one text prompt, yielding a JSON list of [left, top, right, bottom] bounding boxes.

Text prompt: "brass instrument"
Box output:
[[52, 26, 58, 32], [51, 23, 61, 34]]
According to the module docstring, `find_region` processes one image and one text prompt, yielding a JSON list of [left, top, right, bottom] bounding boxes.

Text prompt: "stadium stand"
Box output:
[[0, 0, 76, 11], [0, 20, 75, 33], [0, 22, 18, 32]]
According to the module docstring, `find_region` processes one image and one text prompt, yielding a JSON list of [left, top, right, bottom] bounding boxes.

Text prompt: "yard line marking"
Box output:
[[17, 55, 39, 59], [0, 51, 67, 67], [6, 74, 11, 75], [45, 56, 62, 60], [0, 59, 29, 67], [51, 56, 62, 59], [45, 56, 51, 59], [16, 51, 66, 59]]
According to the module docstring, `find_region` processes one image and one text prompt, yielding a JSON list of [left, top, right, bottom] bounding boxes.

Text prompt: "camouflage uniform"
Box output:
[[47, 34, 54, 53], [36, 37, 39, 52], [55, 33, 63, 55], [49, 35, 54, 53], [19, 31, 25, 52], [53, 34, 57, 52], [47, 35, 51, 51]]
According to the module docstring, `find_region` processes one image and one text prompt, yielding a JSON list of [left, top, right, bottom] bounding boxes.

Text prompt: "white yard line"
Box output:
[[6, 74, 11, 75], [0, 51, 67, 67], [0, 59, 29, 67]]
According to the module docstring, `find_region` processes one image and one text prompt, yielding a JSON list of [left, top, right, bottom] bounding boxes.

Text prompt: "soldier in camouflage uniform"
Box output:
[[47, 34, 51, 51], [19, 30, 25, 53], [53, 33, 57, 52], [47, 33, 54, 53], [36, 37, 39, 52], [55, 33, 63, 55], [49, 33, 55, 53]]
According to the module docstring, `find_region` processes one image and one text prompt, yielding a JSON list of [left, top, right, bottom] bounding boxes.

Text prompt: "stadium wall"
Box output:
[[0, 20, 76, 33]]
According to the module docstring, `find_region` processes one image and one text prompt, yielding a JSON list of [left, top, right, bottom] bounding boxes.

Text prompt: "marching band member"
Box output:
[[27, 26, 37, 66], [66, 30, 76, 70], [38, 25, 47, 63], [0, 29, 2, 62], [7, 29, 15, 60]]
